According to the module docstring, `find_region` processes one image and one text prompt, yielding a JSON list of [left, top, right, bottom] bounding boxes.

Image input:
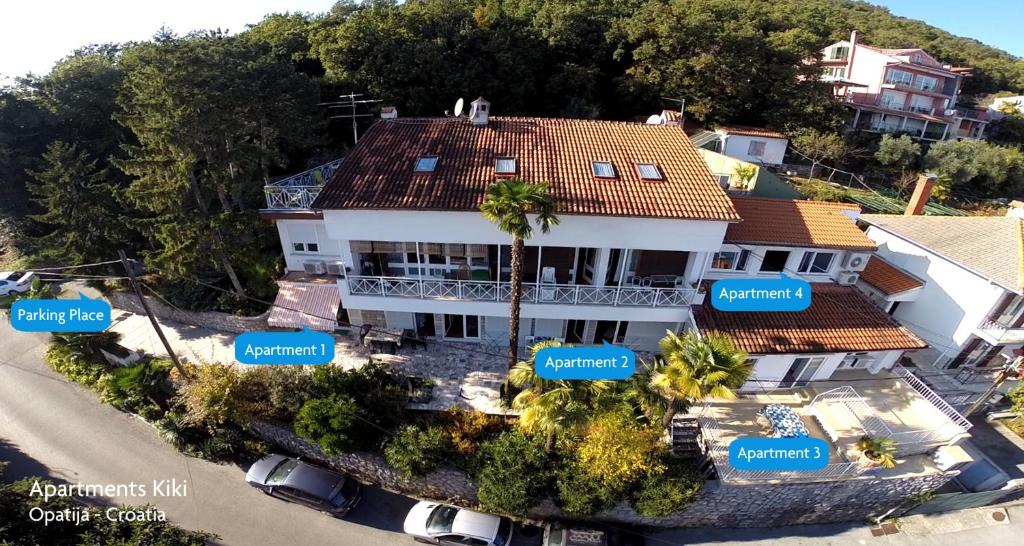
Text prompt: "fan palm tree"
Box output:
[[508, 340, 612, 453], [652, 330, 752, 429], [479, 180, 559, 376]]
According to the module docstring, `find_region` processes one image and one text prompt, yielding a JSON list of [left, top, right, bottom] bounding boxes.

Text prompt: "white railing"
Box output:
[[697, 416, 865, 483], [345, 276, 697, 307], [976, 318, 1024, 345], [894, 364, 973, 432], [263, 158, 343, 210], [809, 386, 893, 440]]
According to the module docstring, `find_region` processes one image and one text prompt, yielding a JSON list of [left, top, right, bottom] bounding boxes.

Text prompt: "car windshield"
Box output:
[[426, 505, 459, 534], [266, 459, 300, 485]]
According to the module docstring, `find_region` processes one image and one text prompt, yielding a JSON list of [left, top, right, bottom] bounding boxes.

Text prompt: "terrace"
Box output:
[[696, 367, 972, 484], [263, 159, 343, 210]]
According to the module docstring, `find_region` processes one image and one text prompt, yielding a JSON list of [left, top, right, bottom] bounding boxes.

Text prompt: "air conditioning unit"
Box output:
[[837, 271, 859, 285], [303, 260, 327, 275], [326, 261, 346, 276], [842, 252, 870, 272]]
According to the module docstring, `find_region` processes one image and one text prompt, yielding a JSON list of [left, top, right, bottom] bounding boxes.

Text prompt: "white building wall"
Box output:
[[866, 226, 1006, 353], [703, 243, 865, 284], [720, 134, 788, 166], [847, 46, 892, 93], [742, 353, 847, 391], [276, 219, 345, 272]]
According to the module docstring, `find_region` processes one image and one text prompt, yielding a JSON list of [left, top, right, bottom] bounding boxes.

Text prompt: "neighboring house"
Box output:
[[708, 126, 789, 166], [989, 95, 1024, 118], [261, 98, 742, 351], [696, 148, 800, 198], [817, 31, 989, 141]]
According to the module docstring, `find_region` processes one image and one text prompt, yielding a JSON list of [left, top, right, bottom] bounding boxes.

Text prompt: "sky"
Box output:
[[868, 0, 1023, 57], [1, 0, 1021, 83], [0, 0, 337, 81]]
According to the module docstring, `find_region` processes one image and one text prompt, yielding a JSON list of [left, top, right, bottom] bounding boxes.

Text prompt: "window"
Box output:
[[444, 314, 480, 339], [495, 157, 516, 174], [759, 250, 790, 272], [414, 156, 438, 173], [292, 242, 318, 253], [636, 163, 663, 180], [829, 46, 849, 60], [591, 161, 616, 178], [711, 250, 750, 271], [717, 174, 731, 188], [797, 251, 835, 274], [885, 69, 913, 86], [914, 75, 938, 92], [747, 140, 766, 157], [266, 459, 300, 485], [822, 66, 846, 78]]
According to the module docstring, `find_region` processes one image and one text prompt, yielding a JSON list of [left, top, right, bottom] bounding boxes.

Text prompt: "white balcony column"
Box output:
[[920, 120, 928, 139], [415, 241, 424, 297], [617, 249, 630, 289], [851, 108, 862, 129], [684, 251, 707, 284], [941, 123, 950, 140], [535, 245, 544, 285], [591, 248, 613, 287], [899, 116, 908, 130]]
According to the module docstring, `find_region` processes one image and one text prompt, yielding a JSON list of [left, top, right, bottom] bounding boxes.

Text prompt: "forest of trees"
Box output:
[[1, 0, 1023, 311]]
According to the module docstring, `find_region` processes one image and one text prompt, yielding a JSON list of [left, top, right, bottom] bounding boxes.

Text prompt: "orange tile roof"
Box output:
[[859, 256, 924, 295], [314, 117, 740, 221], [715, 125, 786, 139], [725, 197, 877, 251], [694, 283, 927, 354]]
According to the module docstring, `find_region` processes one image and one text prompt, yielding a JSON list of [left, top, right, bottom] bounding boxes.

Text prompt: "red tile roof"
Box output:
[[313, 117, 740, 221], [694, 283, 927, 354], [715, 125, 787, 139], [725, 197, 877, 251], [859, 256, 924, 295]]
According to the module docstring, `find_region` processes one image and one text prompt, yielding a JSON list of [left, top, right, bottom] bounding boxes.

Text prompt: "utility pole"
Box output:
[[320, 93, 381, 144], [965, 355, 1022, 417], [118, 250, 189, 380]]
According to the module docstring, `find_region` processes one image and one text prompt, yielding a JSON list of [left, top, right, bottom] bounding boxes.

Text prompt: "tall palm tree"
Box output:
[[479, 180, 559, 376], [508, 341, 612, 453], [652, 330, 752, 429]]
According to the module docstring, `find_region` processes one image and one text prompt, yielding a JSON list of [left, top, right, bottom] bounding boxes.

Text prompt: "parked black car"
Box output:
[[245, 454, 361, 517], [543, 522, 645, 546]]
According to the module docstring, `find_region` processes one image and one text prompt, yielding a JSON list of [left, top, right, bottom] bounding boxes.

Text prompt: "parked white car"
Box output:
[[403, 501, 513, 546], [0, 271, 35, 296]]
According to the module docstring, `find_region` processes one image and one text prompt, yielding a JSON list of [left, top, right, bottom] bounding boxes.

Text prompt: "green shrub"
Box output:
[[472, 430, 550, 515], [436, 407, 504, 458], [44, 343, 108, 388], [239, 365, 317, 422], [384, 425, 448, 477], [175, 364, 247, 428], [554, 460, 618, 516], [630, 459, 703, 517], [100, 360, 172, 413], [293, 394, 363, 455]]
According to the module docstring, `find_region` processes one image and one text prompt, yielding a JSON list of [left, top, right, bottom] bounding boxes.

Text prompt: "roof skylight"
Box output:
[[636, 163, 663, 180], [414, 156, 438, 173], [592, 161, 616, 178]]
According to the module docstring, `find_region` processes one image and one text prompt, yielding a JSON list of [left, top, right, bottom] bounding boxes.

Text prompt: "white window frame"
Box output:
[[885, 69, 913, 86], [494, 157, 516, 174], [797, 251, 835, 274], [591, 161, 616, 178], [711, 250, 750, 271], [443, 314, 481, 339], [914, 75, 938, 92], [747, 140, 766, 157], [414, 156, 438, 173], [636, 163, 663, 180]]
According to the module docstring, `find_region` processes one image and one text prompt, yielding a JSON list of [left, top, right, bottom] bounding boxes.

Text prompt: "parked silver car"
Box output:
[[0, 271, 35, 296], [403, 501, 513, 546], [245, 454, 361, 517]]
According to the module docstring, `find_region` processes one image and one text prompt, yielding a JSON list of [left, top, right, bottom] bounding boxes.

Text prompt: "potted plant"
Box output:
[[856, 435, 898, 469]]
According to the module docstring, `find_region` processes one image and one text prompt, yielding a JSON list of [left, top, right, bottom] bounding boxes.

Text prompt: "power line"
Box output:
[[27, 260, 121, 272]]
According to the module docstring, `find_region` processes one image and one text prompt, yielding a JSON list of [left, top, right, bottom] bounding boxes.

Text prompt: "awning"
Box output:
[[267, 281, 341, 331]]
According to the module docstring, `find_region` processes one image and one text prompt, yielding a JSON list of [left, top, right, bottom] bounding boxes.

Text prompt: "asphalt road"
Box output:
[[0, 319, 421, 546]]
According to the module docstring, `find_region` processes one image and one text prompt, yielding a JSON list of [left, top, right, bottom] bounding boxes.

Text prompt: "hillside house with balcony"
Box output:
[[261, 99, 743, 351], [818, 31, 989, 141], [859, 213, 1024, 408]]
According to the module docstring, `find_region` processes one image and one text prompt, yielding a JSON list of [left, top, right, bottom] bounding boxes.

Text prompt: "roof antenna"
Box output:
[[662, 96, 686, 129], [320, 92, 382, 143]]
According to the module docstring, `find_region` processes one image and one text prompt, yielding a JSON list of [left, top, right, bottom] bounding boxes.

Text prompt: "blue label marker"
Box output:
[[11, 293, 111, 332], [710, 273, 811, 312], [728, 437, 830, 471], [534, 342, 635, 380], [235, 328, 335, 365]]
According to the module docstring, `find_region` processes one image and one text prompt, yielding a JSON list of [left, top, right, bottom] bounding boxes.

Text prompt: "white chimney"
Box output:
[[380, 106, 397, 119], [469, 97, 490, 126], [847, 30, 858, 76]]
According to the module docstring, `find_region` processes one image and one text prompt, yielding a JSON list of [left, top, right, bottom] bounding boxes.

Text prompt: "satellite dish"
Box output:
[[454, 98, 465, 117]]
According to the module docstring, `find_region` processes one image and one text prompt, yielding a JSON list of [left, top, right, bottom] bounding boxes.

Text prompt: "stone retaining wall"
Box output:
[[249, 422, 956, 528], [107, 291, 269, 334]]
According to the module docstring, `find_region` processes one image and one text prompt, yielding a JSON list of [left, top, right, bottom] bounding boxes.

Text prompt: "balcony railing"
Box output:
[[345, 276, 697, 307], [975, 319, 1024, 345], [263, 159, 343, 210], [893, 365, 973, 432]]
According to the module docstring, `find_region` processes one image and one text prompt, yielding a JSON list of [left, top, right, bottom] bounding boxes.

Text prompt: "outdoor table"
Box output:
[[758, 403, 809, 438], [363, 327, 404, 354]]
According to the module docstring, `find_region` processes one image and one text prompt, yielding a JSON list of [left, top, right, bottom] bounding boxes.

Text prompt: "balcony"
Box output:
[[263, 159, 343, 210], [974, 318, 1024, 345], [695, 367, 971, 484], [345, 276, 697, 307]]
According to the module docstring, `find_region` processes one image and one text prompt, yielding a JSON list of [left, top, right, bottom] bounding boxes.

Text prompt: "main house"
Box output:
[[817, 31, 989, 141]]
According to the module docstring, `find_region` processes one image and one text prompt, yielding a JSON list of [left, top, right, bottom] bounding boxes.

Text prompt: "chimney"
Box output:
[[380, 106, 397, 119], [469, 97, 490, 126], [846, 30, 858, 75], [905, 174, 936, 216]]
